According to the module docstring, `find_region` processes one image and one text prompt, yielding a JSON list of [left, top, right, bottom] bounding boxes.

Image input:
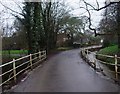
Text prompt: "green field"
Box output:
[[57, 47, 73, 51], [97, 45, 118, 56], [0, 50, 28, 55], [1, 50, 28, 64], [97, 45, 119, 64]]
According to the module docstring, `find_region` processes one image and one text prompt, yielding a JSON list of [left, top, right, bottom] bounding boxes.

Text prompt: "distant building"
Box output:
[[56, 33, 69, 47]]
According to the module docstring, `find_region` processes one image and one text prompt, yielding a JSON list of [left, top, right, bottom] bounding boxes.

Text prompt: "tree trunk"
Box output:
[[117, 2, 120, 56]]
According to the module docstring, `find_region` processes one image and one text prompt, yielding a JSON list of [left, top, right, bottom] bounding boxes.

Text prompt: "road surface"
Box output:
[[11, 49, 120, 92]]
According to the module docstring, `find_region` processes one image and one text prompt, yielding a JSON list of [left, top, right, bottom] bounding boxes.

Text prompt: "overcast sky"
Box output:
[[0, 0, 106, 30], [66, 0, 105, 27]]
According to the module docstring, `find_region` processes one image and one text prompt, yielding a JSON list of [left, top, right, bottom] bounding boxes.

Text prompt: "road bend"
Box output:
[[11, 49, 120, 92]]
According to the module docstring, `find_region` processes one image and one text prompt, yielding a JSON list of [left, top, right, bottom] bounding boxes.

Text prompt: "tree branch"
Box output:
[[82, 0, 118, 11], [95, 0, 99, 9], [79, 5, 97, 36], [0, 1, 24, 16], [13, 0, 23, 11], [80, 0, 120, 36]]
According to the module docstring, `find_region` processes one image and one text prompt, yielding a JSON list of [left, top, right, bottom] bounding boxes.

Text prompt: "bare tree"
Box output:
[[79, 0, 119, 36]]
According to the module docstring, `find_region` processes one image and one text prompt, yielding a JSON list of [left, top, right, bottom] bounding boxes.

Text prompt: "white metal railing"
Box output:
[[0, 50, 46, 87], [81, 48, 120, 80]]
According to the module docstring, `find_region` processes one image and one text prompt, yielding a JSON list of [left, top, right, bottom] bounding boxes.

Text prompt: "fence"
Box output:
[[0, 50, 46, 87], [81, 48, 120, 81]]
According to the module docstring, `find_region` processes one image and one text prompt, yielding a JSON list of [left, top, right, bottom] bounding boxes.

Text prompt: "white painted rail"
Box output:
[[0, 50, 46, 87], [81, 47, 120, 80]]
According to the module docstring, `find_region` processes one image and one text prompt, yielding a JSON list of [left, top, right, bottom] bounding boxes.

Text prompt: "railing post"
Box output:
[[94, 59, 96, 70], [83, 49, 85, 56], [81, 50, 83, 55], [84, 49, 86, 59], [44, 51, 46, 59], [87, 49, 89, 55], [86, 49, 89, 58], [82, 49, 84, 56], [39, 51, 41, 59], [115, 55, 118, 80], [13, 58, 16, 83], [30, 54, 33, 69]]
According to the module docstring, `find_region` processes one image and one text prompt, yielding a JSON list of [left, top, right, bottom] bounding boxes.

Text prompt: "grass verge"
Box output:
[[57, 47, 73, 51], [97, 45, 119, 64], [1, 50, 28, 55]]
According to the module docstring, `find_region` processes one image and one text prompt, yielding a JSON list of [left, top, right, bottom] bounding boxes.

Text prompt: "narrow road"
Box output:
[[11, 49, 120, 92]]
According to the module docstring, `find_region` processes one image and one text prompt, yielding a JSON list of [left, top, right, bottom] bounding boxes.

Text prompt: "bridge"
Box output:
[[7, 49, 119, 92]]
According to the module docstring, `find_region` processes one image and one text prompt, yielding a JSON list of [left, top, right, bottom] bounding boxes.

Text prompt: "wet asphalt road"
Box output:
[[11, 49, 120, 92]]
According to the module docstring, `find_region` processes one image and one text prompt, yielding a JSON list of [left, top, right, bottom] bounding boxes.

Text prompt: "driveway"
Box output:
[[10, 49, 120, 92]]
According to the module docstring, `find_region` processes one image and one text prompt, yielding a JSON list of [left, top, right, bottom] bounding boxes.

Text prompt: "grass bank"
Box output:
[[57, 47, 73, 51], [1, 50, 28, 64], [1, 50, 28, 55], [97, 45, 119, 64]]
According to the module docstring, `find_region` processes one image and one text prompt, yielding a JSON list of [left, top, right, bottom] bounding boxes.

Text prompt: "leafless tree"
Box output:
[[79, 0, 119, 36]]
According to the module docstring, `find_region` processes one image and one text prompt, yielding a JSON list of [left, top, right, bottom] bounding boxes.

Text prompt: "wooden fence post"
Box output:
[[81, 50, 83, 57], [13, 58, 16, 83], [87, 49, 88, 55], [45, 51, 46, 58], [94, 59, 96, 70], [87, 49, 89, 58], [84, 49, 86, 56], [82, 49, 84, 56], [39, 51, 41, 59], [30, 54, 33, 69], [115, 55, 118, 80]]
